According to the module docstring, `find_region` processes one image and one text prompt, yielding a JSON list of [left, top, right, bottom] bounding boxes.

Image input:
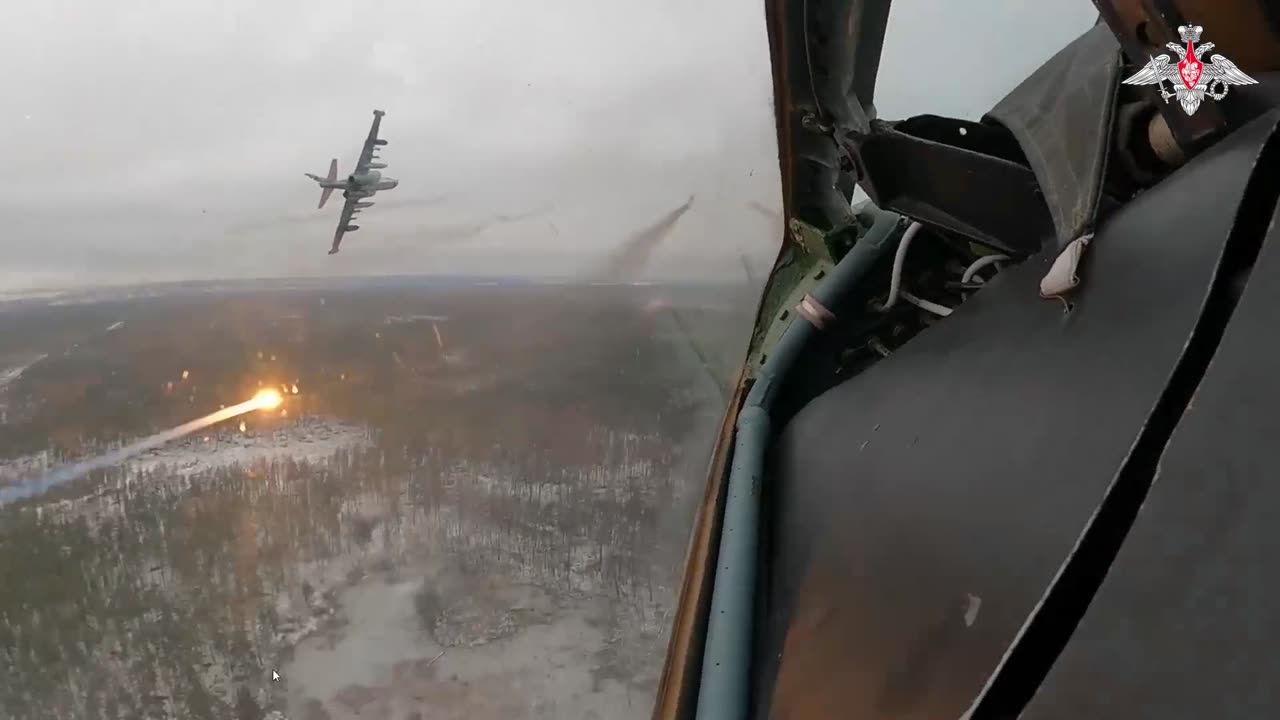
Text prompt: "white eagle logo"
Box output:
[[1122, 24, 1258, 116]]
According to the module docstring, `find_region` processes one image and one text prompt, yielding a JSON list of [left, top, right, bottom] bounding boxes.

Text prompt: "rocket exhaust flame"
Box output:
[[0, 389, 286, 505]]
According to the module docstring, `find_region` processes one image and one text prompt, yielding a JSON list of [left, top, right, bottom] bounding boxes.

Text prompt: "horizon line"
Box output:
[[0, 272, 753, 298]]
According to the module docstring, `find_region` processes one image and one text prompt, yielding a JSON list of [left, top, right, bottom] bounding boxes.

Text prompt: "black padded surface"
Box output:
[[755, 114, 1280, 720], [1020, 166, 1280, 718], [985, 24, 1121, 248]]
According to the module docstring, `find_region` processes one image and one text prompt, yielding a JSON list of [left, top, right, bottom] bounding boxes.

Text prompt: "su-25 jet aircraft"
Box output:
[[304, 109, 399, 255]]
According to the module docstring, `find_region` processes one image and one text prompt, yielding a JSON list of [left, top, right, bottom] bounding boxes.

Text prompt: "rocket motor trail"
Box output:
[[596, 195, 696, 281], [0, 390, 283, 506]]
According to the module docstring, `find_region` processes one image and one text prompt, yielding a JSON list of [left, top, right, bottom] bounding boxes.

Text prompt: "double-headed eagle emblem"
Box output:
[[1122, 24, 1258, 116]]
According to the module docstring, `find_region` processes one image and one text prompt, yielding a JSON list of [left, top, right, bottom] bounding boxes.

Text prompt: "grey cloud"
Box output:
[[2, 0, 1096, 291]]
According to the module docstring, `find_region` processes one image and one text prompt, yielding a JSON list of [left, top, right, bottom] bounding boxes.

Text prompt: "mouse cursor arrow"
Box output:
[[271, 670, 280, 682]]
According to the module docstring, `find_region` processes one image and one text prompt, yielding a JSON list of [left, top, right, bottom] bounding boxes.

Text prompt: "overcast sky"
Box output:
[[0, 1, 1096, 290]]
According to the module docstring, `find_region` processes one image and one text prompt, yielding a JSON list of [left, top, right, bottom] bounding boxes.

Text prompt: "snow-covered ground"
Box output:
[[383, 313, 450, 324], [0, 289, 67, 303], [0, 416, 372, 496], [0, 354, 46, 391], [0, 450, 55, 485], [126, 416, 372, 478], [1, 414, 682, 719]]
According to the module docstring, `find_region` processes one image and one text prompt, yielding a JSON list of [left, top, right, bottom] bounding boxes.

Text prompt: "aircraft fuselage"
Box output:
[[317, 172, 399, 193]]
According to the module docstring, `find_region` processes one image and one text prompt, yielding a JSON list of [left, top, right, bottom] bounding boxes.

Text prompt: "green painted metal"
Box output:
[[743, 210, 877, 377]]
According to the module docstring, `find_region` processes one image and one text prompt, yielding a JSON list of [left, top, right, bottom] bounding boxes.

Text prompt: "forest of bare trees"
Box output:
[[0, 280, 749, 719]]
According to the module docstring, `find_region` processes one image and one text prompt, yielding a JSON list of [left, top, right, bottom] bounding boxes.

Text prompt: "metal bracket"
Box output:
[[840, 116, 1054, 256], [788, 218, 834, 263]]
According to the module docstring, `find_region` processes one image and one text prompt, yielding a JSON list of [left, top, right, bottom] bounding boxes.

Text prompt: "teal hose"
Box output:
[[695, 209, 903, 720]]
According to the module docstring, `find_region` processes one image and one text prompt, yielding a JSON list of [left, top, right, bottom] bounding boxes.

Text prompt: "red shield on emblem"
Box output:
[[1178, 42, 1202, 89]]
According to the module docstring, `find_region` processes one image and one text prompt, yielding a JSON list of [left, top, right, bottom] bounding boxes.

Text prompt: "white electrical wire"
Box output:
[[878, 221, 924, 311], [867, 337, 891, 357], [961, 253, 1011, 284], [901, 290, 953, 317]]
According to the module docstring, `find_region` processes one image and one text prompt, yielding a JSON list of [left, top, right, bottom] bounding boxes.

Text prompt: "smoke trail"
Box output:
[[595, 195, 696, 281], [747, 200, 782, 222], [0, 393, 278, 506]]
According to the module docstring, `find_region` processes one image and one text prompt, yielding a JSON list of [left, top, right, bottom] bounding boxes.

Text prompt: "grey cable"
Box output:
[[961, 253, 1011, 284], [878, 221, 923, 311], [901, 290, 953, 317]]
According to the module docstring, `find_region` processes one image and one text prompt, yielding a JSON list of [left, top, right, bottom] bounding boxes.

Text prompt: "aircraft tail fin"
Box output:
[[317, 159, 338, 209]]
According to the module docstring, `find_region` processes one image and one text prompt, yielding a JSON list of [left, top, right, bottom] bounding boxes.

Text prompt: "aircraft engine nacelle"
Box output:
[[367, 162, 387, 169], [374, 139, 388, 146], [344, 225, 360, 232], [355, 201, 375, 208]]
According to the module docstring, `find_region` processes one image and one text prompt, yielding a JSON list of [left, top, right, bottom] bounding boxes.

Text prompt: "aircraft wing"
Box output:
[[328, 195, 359, 255], [353, 110, 386, 174]]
